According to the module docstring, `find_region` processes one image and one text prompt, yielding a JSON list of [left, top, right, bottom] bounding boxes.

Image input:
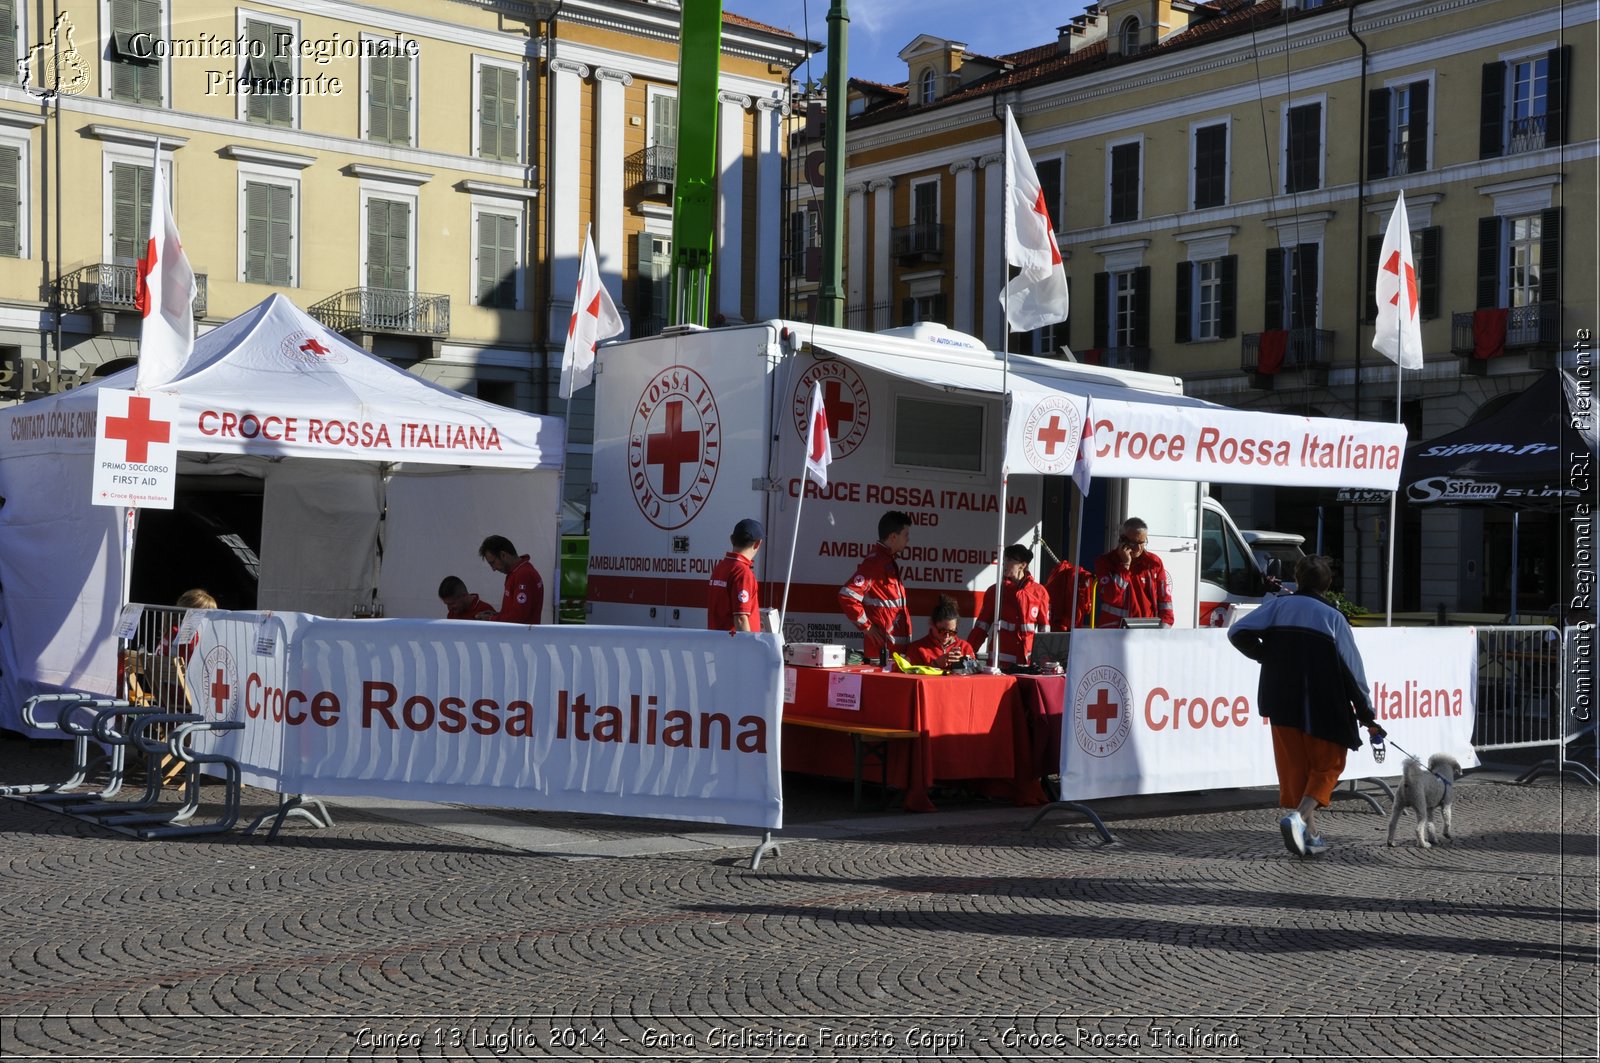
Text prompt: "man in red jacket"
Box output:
[[971, 544, 1052, 669], [707, 518, 763, 632], [1091, 518, 1174, 628], [1045, 557, 1092, 630], [838, 510, 914, 661], [438, 575, 496, 620], [479, 534, 545, 624]]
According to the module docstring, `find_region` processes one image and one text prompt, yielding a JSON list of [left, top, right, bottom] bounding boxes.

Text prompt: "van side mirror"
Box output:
[[1266, 558, 1283, 580]]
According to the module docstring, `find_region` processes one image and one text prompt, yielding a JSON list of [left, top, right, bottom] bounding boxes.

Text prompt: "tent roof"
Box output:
[[1401, 371, 1591, 507], [2, 294, 562, 470]]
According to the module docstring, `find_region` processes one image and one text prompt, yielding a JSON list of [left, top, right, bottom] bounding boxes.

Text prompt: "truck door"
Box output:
[[1199, 499, 1269, 625]]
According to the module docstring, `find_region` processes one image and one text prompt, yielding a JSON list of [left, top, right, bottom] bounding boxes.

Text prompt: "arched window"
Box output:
[[1120, 17, 1142, 54], [919, 68, 937, 104]]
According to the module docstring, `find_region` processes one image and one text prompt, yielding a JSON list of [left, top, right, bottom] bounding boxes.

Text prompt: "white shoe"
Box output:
[[1279, 812, 1307, 857]]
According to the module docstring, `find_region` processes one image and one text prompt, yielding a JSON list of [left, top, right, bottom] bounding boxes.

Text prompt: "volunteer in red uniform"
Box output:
[[970, 544, 1052, 669], [838, 510, 914, 661], [438, 575, 495, 620], [707, 518, 764, 632], [1091, 517, 1174, 628], [478, 534, 545, 624], [1045, 557, 1093, 630], [906, 595, 976, 670]]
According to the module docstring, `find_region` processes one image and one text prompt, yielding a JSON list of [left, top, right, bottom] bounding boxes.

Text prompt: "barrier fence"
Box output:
[[1473, 623, 1595, 785]]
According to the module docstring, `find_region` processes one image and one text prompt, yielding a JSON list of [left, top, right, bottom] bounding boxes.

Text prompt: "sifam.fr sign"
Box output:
[[92, 388, 178, 509]]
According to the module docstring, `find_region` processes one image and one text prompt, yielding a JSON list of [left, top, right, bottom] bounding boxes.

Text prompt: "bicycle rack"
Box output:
[[134, 719, 246, 839], [6, 698, 139, 806], [64, 710, 194, 819]]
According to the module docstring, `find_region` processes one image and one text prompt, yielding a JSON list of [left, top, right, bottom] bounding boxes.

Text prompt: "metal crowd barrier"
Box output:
[[1473, 624, 1596, 786], [2, 694, 246, 839]]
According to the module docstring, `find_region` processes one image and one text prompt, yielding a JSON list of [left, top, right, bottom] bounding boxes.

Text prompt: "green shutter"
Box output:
[[480, 66, 518, 161], [112, 162, 153, 263], [245, 182, 292, 285], [0, 0, 16, 84], [111, 0, 161, 103], [246, 21, 293, 127], [476, 213, 517, 307], [367, 199, 409, 290], [368, 57, 390, 143], [369, 55, 412, 146], [0, 145, 17, 256]]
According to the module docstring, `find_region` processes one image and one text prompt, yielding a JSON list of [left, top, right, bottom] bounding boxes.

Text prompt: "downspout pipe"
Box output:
[[540, 3, 565, 415], [1347, 0, 1370, 602]]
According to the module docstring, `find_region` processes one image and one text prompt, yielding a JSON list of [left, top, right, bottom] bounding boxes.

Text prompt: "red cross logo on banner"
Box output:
[[104, 395, 172, 463], [1382, 251, 1418, 318], [1036, 414, 1070, 456], [1085, 688, 1120, 735], [210, 668, 231, 716], [646, 399, 701, 495]]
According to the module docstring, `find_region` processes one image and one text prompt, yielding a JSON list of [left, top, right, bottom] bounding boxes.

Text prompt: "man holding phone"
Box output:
[[1090, 517, 1174, 628]]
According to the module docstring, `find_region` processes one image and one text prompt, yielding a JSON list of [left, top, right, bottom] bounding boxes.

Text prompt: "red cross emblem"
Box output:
[[104, 395, 171, 463], [1036, 414, 1070, 456], [1085, 687, 1120, 735], [299, 337, 330, 357], [646, 399, 701, 495], [1032, 188, 1063, 266], [210, 667, 231, 716], [1382, 250, 1418, 318], [822, 379, 855, 435]]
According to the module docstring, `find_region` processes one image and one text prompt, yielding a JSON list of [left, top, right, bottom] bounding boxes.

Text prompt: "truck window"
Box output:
[[893, 396, 985, 473], [1201, 508, 1259, 596]]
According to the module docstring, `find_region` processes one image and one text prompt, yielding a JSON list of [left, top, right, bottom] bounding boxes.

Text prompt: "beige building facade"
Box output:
[[837, 0, 1596, 616]]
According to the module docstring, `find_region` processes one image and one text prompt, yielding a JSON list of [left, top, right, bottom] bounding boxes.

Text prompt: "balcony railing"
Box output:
[[1240, 327, 1335, 373], [308, 287, 450, 337], [1099, 346, 1151, 372], [1450, 302, 1560, 356], [890, 222, 944, 259], [1390, 139, 1412, 176], [1507, 113, 1547, 155], [60, 262, 208, 318], [787, 245, 822, 281], [625, 144, 675, 191], [844, 302, 893, 332]]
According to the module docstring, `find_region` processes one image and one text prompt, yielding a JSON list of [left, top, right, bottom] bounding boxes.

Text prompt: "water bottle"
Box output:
[[879, 647, 889, 671]]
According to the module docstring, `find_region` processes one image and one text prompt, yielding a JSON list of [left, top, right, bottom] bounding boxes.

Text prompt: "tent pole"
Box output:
[[1385, 346, 1401, 626], [121, 507, 137, 615], [1510, 509, 1520, 624], [780, 477, 807, 627], [1193, 482, 1203, 627]]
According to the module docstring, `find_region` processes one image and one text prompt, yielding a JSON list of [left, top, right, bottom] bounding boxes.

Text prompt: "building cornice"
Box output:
[[223, 145, 316, 170], [343, 163, 432, 186], [84, 124, 189, 151], [457, 179, 539, 200]]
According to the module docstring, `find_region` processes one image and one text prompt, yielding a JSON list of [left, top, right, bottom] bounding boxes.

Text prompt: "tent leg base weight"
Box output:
[[1026, 800, 1116, 844], [749, 829, 780, 870]]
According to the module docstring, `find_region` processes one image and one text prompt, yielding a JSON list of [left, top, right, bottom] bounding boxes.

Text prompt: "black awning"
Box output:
[[1401, 371, 1590, 507]]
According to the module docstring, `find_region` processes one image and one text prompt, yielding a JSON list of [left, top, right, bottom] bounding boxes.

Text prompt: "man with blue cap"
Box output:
[[708, 517, 764, 632]]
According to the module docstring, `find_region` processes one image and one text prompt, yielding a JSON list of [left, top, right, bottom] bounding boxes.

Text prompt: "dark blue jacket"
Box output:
[[1228, 591, 1377, 750]]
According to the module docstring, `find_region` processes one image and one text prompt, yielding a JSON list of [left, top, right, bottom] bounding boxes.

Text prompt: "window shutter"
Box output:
[[0, 1, 16, 84], [1366, 88, 1390, 181], [1417, 227, 1440, 319], [479, 66, 518, 162], [1264, 247, 1284, 330], [0, 145, 15, 256], [1193, 124, 1225, 210], [477, 213, 517, 308], [1291, 244, 1318, 330], [1174, 262, 1192, 343], [1092, 272, 1109, 350], [245, 182, 268, 283], [268, 184, 292, 285], [899, 298, 915, 327], [1538, 207, 1560, 304], [391, 57, 412, 146], [1364, 233, 1382, 324], [1475, 216, 1500, 310], [1546, 46, 1570, 147], [1132, 266, 1151, 349], [1219, 255, 1237, 339], [1109, 144, 1139, 223], [1286, 104, 1321, 193], [1407, 81, 1429, 173], [1479, 62, 1504, 159], [246, 21, 291, 126], [112, 162, 152, 263], [367, 199, 409, 290], [368, 58, 390, 143]]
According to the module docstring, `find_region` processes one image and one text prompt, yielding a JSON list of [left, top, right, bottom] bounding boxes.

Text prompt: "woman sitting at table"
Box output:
[[906, 595, 977, 671]]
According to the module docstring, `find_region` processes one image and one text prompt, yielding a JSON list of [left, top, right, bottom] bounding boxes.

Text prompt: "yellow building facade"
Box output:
[[839, 0, 1596, 615]]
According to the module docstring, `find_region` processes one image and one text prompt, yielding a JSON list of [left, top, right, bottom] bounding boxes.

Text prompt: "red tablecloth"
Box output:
[[782, 666, 1064, 811]]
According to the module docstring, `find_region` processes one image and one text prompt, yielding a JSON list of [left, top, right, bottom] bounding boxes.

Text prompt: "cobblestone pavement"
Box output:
[[0, 735, 1595, 1062]]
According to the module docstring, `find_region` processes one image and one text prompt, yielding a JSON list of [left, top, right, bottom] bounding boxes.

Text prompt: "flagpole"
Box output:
[[1385, 313, 1400, 627], [780, 476, 806, 624], [989, 111, 1014, 673]]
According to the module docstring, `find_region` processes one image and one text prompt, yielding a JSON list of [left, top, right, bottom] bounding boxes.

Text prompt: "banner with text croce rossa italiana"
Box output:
[[1059, 628, 1477, 801], [188, 615, 783, 828]]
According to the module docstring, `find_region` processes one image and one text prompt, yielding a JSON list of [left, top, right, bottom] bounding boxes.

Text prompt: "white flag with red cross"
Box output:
[[999, 106, 1070, 333], [1073, 401, 1095, 496], [134, 147, 197, 392], [803, 380, 832, 487], [1373, 190, 1424, 371], [559, 225, 625, 400]]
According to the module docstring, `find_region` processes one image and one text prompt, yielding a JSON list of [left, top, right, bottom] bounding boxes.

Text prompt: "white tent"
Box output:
[[0, 294, 564, 732]]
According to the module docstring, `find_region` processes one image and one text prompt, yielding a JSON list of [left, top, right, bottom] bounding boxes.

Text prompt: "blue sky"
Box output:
[[747, 0, 1077, 87]]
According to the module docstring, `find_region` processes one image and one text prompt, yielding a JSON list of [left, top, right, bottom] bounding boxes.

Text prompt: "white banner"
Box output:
[[1006, 386, 1089, 477], [92, 389, 178, 509], [1086, 398, 1409, 490], [190, 614, 784, 828], [1060, 628, 1478, 800]]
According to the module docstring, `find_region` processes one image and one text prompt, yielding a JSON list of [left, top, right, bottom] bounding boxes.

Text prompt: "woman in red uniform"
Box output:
[[906, 595, 976, 671]]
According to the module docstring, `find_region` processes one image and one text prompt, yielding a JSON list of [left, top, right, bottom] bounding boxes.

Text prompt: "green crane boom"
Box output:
[[669, 0, 723, 327]]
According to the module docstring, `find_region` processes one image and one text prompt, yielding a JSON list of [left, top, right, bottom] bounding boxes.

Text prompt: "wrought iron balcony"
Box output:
[[1507, 113, 1547, 155], [625, 145, 675, 193], [60, 262, 208, 318], [891, 222, 944, 260], [1099, 346, 1151, 372], [1450, 302, 1560, 356], [308, 287, 450, 337], [1240, 327, 1335, 374]]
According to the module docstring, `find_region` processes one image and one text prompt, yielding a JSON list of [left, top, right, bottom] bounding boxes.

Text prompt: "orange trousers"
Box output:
[[1270, 724, 1348, 809]]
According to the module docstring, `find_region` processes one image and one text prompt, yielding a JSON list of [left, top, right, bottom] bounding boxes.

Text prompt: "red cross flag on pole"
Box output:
[[999, 106, 1070, 333], [1072, 400, 1095, 496], [559, 225, 624, 401], [133, 143, 197, 392], [1372, 189, 1424, 371], [803, 380, 832, 488]]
